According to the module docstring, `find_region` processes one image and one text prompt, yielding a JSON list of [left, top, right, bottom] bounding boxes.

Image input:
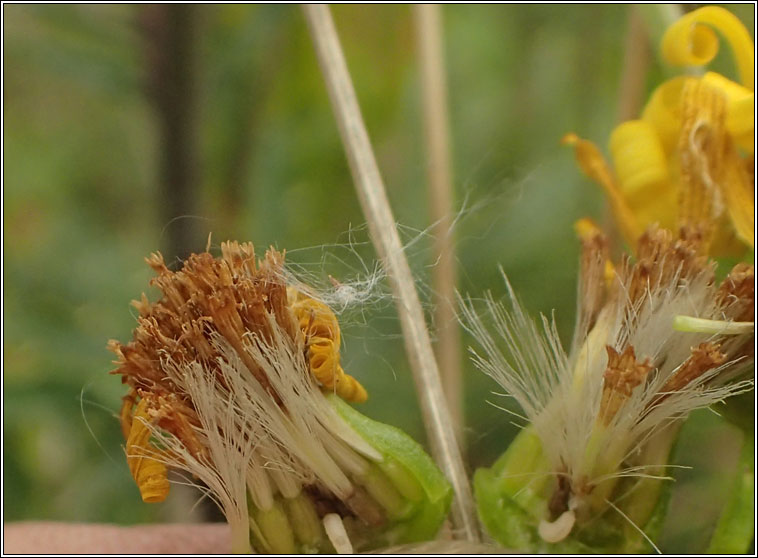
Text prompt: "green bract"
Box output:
[[474, 427, 674, 554], [329, 394, 454, 550]]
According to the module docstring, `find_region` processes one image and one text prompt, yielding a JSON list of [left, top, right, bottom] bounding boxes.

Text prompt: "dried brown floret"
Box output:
[[574, 219, 610, 342], [717, 263, 754, 322], [109, 243, 301, 435], [599, 345, 652, 424], [109, 241, 372, 518], [660, 342, 727, 395]]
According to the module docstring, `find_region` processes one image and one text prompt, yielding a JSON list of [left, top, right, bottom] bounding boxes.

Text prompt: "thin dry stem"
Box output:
[[616, 7, 652, 123], [414, 4, 463, 447], [302, 4, 479, 542]]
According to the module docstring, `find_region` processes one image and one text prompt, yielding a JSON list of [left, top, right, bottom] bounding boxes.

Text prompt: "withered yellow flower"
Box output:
[[564, 6, 754, 255], [109, 241, 451, 553]]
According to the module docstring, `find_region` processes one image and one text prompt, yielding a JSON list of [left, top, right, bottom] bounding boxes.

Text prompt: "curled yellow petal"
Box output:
[[291, 292, 341, 348], [290, 292, 368, 403], [641, 77, 696, 155], [120, 389, 137, 440], [661, 6, 754, 90], [126, 398, 170, 504], [562, 133, 641, 247], [609, 120, 677, 231], [307, 336, 368, 402]]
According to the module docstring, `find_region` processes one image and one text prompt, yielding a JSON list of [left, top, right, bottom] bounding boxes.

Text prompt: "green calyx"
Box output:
[[474, 426, 677, 553], [328, 394, 453, 549]]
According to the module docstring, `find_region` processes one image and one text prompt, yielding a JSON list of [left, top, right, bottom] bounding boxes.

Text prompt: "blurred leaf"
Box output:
[[707, 434, 755, 554]]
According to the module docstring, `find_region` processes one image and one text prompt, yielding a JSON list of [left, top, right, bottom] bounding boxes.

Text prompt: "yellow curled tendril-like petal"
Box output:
[[702, 72, 754, 154], [562, 132, 642, 248], [290, 291, 341, 348], [661, 6, 754, 91], [126, 398, 170, 504], [308, 336, 368, 402], [609, 120, 677, 231], [641, 77, 696, 155], [290, 292, 368, 403]]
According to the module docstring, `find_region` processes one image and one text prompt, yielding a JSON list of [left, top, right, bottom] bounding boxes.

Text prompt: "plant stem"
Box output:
[[616, 6, 651, 123], [140, 4, 203, 260], [302, 4, 479, 542], [414, 4, 464, 448]]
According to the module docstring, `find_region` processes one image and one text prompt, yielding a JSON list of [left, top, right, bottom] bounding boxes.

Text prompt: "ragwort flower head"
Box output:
[[462, 223, 754, 549], [109, 241, 451, 554]]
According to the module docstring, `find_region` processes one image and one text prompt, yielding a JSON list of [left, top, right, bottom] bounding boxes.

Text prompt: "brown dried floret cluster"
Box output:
[[108, 241, 368, 506], [576, 224, 754, 425], [109, 242, 294, 455], [717, 262, 755, 322]]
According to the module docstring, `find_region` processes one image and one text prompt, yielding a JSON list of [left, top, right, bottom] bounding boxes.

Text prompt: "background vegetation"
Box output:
[[3, 4, 753, 552]]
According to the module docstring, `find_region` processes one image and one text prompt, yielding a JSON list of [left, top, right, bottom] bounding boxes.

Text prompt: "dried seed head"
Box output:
[[462, 223, 754, 541], [618, 225, 711, 309], [572, 218, 612, 351], [109, 241, 379, 552]]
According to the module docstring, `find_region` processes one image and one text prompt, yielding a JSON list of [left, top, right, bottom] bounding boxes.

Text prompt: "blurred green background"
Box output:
[[3, 4, 753, 552]]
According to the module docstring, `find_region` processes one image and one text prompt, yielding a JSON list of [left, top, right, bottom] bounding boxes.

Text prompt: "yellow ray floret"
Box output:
[[609, 120, 678, 232], [561, 133, 642, 245], [125, 398, 170, 503], [290, 290, 368, 403], [565, 7, 754, 255], [661, 6, 754, 91]]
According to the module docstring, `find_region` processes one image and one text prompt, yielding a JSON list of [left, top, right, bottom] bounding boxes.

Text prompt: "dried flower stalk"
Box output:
[[302, 4, 478, 542], [414, 4, 463, 446], [463, 224, 754, 549]]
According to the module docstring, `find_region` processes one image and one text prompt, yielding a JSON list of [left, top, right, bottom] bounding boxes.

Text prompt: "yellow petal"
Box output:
[[290, 291, 368, 403], [126, 398, 170, 503], [641, 77, 696, 155], [562, 133, 641, 247], [661, 6, 754, 91], [574, 216, 603, 241], [709, 214, 749, 257], [609, 120, 677, 231]]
